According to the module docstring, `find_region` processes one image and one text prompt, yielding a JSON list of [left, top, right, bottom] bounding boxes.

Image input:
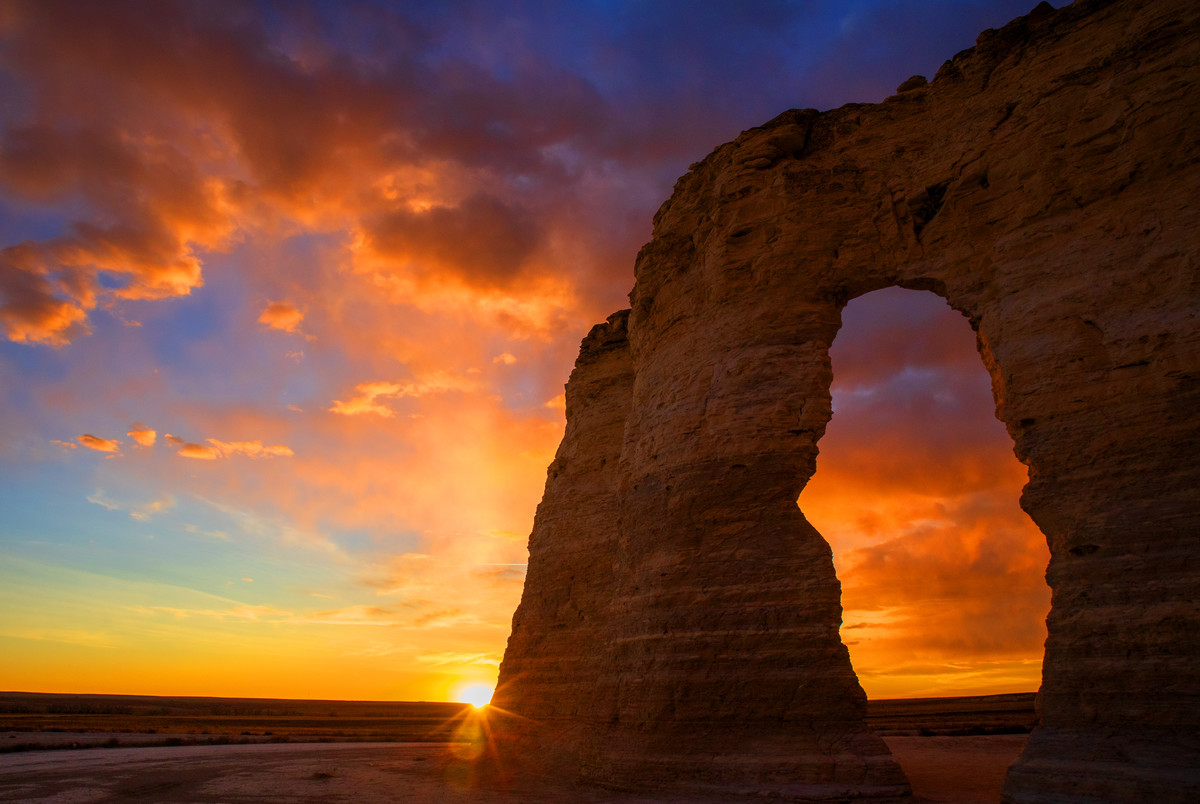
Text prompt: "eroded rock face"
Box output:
[[490, 311, 632, 776], [493, 0, 1200, 800]]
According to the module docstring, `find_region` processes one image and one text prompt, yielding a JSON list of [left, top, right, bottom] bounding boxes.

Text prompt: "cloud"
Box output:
[[77, 433, 121, 453], [86, 491, 121, 511], [175, 441, 220, 460], [126, 423, 156, 447], [50, 439, 77, 450], [300, 605, 401, 626], [328, 381, 402, 418], [206, 439, 295, 459], [0, 0, 736, 369], [86, 489, 174, 520], [130, 495, 174, 521], [0, 0, 616, 348], [0, 117, 229, 346], [137, 604, 291, 622], [329, 372, 478, 417], [492, 352, 517, 365], [257, 300, 304, 334], [359, 193, 540, 289], [416, 651, 500, 667], [0, 245, 91, 346], [183, 524, 230, 541], [164, 433, 293, 460]]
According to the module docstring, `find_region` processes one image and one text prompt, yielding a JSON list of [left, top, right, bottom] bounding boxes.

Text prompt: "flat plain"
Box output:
[[0, 691, 1037, 802]]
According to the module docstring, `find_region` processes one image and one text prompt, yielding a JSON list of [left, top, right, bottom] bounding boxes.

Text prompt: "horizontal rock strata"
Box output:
[[493, 0, 1200, 801], [490, 311, 632, 776]]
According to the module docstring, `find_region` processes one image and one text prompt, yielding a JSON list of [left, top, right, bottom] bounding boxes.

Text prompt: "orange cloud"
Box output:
[[328, 381, 402, 418], [206, 439, 294, 459], [329, 372, 479, 417], [257, 301, 304, 334], [0, 0, 630, 356], [77, 433, 121, 453], [126, 423, 156, 447], [177, 442, 220, 460], [165, 434, 293, 460], [0, 117, 230, 346], [0, 243, 92, 346], [359, 193, 540, 289]]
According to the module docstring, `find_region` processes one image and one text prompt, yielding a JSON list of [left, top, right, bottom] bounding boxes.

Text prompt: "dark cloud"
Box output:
[[362, 193, 540, 288], [0, 242, 89, 344], [0, 0, 1057, 344]]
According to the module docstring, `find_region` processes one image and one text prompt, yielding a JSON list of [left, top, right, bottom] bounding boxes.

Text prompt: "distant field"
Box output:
[[0, 692, 472, 751], [867, 692, 1037, 736], [0, 690, 1037, 752]]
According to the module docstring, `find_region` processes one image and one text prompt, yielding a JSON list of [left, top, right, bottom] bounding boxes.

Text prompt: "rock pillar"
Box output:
[[494, 0, 1200, 800]]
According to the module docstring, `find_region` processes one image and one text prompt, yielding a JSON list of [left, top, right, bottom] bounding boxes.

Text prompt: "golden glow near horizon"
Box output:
[[456, 682, 496, 709]]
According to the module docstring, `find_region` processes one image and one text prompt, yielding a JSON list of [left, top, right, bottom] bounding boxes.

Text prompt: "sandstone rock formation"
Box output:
[[491, 0, 1200, 801]]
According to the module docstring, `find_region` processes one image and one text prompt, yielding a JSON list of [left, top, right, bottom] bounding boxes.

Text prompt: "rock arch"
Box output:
[[799, 285, 1051, 702], [492, 0, 1200, 800]]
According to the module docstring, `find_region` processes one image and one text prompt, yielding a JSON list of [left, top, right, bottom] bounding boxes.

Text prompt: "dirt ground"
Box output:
[[885, 735, 1026, 803], [0, 735, 1027, 803]]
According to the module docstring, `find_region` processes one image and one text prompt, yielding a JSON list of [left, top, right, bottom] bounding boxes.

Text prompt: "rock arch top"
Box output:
[[492, 1, 1200, 801]]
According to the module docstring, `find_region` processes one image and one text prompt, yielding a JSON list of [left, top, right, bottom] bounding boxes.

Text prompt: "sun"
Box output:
[[457, 682, 494, 709]]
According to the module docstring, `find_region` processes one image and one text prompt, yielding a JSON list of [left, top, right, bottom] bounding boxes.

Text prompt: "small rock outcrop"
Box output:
[[491, 0, 1200, 801]]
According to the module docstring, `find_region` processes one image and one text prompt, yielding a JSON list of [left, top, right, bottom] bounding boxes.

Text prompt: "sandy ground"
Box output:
[[0, 735, 1027, 803], [886, 735, 1026, 803]]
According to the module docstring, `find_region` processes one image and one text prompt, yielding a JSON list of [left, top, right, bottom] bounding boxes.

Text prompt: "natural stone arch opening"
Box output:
[[800, 286, 1051, 700]]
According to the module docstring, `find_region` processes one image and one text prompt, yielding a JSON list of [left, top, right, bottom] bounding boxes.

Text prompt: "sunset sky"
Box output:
[[0, 0, 1050, 703]]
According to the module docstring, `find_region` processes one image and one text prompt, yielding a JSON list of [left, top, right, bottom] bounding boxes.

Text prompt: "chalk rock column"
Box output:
[[574, 220, 909, 797], [491, 311, 632, 771]]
